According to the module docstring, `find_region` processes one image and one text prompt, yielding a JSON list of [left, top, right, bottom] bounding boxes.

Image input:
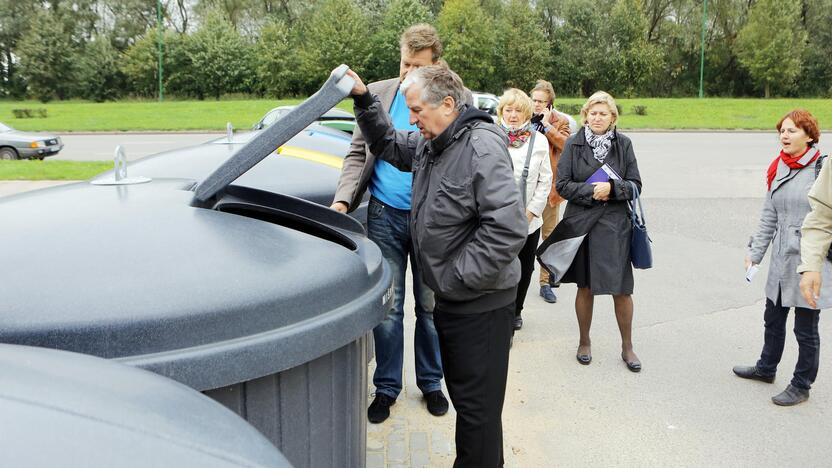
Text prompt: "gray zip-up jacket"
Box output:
[[353, 91, 527, 313]]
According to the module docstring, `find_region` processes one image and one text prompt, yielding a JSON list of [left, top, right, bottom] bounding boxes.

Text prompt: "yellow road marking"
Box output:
[[276, 146, 343, 169]]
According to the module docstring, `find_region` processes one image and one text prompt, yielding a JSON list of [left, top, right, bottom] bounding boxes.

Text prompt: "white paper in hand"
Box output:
[[746, 264, 760, 282]]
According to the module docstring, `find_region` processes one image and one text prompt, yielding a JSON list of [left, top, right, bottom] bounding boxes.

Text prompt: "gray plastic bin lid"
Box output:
[[0, 344, 292, 467]]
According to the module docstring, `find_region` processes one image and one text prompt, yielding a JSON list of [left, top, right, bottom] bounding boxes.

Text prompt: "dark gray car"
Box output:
[[0, 122, 64, 160]]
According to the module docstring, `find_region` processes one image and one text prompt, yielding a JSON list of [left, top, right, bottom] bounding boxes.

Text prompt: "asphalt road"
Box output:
[[52, 133, 222, 161]]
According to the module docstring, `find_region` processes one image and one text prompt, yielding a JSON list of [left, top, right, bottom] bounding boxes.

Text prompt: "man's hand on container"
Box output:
[[330, 201, 348, 213], [800, 271, 822, 309]]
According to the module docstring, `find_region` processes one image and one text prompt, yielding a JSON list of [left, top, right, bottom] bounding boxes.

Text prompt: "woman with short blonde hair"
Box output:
[[497, 88, 552, 333], [580, 91, 618, 127], [553, 90, 643, 371]]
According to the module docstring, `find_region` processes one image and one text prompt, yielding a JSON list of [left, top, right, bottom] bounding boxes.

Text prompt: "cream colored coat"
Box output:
[[508, 132, 552, 234], [800, 155, 832, 274]]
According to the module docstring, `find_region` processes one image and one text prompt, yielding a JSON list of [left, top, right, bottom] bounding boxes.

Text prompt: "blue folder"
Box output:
[[586, 164, 622, 183]]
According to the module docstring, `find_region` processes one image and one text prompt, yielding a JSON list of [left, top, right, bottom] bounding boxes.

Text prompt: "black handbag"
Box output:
[[627, 181, 652, 269]]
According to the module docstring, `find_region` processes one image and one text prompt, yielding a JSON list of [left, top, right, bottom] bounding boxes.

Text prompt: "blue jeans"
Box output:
[[368, 197, 443, 398]]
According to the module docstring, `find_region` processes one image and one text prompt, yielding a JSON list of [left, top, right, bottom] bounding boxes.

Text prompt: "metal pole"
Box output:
[[157, 0, 164, 102], [698, 0, 708, 98]]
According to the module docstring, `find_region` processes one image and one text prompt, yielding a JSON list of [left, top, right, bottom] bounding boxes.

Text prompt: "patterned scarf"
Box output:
[[501, 120, 532, 148], [584, 125, 615, 163]]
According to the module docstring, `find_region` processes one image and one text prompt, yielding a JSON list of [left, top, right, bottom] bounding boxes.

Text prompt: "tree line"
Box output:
[[0, 0, 829, 102]]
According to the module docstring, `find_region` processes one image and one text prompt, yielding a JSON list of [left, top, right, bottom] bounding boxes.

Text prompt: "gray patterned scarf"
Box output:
[[584, 126, 615, 163]]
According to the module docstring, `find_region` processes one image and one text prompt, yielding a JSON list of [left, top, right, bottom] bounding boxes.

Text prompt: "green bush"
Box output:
[[632, 105, 647, 115], [11, 108, 47, 118]]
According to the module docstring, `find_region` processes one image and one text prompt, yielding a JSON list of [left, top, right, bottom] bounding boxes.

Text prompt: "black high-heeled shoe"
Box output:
[[622, 356, 642, 373]]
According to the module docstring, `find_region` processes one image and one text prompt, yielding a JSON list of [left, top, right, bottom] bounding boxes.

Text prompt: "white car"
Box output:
[[472, 92, 499, 123], [0, 122, 63, 160]]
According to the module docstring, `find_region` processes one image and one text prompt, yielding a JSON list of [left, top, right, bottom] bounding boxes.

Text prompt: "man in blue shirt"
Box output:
[[331, 24, 448, 424]]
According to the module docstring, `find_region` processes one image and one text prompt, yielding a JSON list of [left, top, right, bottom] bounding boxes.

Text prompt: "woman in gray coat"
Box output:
[[556, 91, 643, 372], [736, 109, 828, 406]]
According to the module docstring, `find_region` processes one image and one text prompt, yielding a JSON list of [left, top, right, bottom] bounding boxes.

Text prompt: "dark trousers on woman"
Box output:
[[434, 302, 514, 468], [756, 294, 821, 390], [515, 228, 541, 317]]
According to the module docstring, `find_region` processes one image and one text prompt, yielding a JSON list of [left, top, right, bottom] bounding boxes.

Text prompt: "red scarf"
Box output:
[[766, 146, 819, 191]]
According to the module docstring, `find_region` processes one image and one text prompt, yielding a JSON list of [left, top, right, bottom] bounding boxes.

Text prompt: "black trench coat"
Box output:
[[555, 128, 642, 295]]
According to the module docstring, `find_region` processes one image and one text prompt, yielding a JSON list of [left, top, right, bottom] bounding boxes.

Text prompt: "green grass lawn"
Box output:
[[0, 160, 111, 180], [553, 98, 832, 130], [0, 97, 830, 132]]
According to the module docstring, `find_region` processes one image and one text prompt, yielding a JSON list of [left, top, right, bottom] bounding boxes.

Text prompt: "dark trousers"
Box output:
[[756, 294, 821, 390], [434, 302, 514, 468], [515, 228, 541, 317]]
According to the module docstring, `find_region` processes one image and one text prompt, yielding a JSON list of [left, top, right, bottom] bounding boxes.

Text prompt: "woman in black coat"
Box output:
[[556, 91, 643, 371]]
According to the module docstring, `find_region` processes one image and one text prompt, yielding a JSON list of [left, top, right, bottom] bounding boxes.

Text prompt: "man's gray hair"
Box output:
[[400, 65, 466, 111]]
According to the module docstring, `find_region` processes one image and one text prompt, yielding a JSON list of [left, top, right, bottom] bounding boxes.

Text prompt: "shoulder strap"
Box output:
[[627, 180, 646, 226], [815, 154, 827, 179], [519, 131, 537, 207]]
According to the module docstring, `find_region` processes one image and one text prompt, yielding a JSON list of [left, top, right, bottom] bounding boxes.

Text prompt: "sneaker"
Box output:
[[424, 390, 449, 416], [540, 285, 557, 303], [772, 385, 810, 406], [367, 393, 396, 423]]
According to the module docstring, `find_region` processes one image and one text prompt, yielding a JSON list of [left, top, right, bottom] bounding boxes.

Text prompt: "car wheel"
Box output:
[[0, 147, 19, 160]]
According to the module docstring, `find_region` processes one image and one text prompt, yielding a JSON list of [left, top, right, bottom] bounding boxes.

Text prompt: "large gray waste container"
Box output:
[[0, 344, 291, 467], [0, 67, 390, 468], [0, 181, 390, 468]]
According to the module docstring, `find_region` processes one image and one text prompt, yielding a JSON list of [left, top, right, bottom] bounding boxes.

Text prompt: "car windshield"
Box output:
[[261, 108, 291, 128], [478, 97, 498, 116], [0, 123, 12, 132]]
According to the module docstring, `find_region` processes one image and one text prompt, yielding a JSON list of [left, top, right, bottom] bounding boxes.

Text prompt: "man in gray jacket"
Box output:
[[344, 65, 527, 468]]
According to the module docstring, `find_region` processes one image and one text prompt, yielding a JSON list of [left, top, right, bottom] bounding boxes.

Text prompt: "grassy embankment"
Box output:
[[1, 97, 830, 181], [0, 160, 112, 180], [1, 97, 831, 132]]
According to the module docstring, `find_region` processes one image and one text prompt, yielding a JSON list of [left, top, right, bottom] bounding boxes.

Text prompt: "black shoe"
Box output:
[[576, 348, 592, 365], [772, 384, 809, 406], [622, 356, 642, 373], [368, 393, 395, 423], [732, 365, 775, 383], [513, 316, 523, 331], [425, 390, 449, 416]]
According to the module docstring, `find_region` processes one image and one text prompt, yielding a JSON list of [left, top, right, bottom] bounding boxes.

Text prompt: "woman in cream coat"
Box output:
[[497, 88, 552, 332]]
